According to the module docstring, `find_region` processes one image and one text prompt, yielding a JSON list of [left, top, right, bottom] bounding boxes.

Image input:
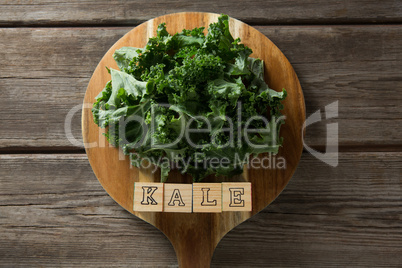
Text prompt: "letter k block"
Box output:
[[134, 182, 164, 212]]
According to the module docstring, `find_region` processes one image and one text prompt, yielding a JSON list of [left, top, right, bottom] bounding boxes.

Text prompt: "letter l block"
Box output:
[[193, 183, 222, 213]]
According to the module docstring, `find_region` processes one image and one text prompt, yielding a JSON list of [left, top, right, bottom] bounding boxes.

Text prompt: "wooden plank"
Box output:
[[0, 0, 401, 26], [0, 153, 400, 266], [0, 26, 401, 149], [0, 27, 125, 149], [257, 25, 402, 148]]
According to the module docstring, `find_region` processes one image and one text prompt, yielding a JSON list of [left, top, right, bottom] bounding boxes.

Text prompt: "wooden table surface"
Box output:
[[0, 1, 401, 267]]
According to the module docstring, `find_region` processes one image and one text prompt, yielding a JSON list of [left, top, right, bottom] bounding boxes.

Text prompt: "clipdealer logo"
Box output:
[[65, 101, 339, 168]]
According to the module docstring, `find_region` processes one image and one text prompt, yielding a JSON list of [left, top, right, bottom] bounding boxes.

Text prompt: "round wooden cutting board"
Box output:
[[82, 12, 305, 268]]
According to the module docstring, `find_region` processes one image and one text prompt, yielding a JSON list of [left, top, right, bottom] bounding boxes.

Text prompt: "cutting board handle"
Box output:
[[172, 232, 215, 268], [138, 166, 215, 268]]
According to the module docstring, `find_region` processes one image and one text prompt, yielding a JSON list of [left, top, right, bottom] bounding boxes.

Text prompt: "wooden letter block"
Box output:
[[133, 182, 164, 212], [164, 184, 193, 213], [222, 182, 252, 211], [193, 183, 222, 213]]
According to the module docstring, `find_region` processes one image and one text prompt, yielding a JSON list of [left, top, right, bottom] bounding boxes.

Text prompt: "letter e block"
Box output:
[[164, 184, 193, 213], [222, 182, 252, 211], [133, 182, 164, 212], [193, 183, 222, 213]]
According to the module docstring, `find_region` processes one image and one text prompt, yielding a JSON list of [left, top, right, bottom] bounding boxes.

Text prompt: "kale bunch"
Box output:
[[92, 14, 286, 182]]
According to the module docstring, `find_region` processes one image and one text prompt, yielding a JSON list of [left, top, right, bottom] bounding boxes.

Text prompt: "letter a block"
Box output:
[[193, 183, 222, 213], [133, 182, 164, 212], [164, 184, 193, 213], [222, 182, 252, 211]]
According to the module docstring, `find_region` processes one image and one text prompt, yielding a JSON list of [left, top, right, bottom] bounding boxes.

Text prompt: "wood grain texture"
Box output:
[[0, 0, 401, 26], [0, 1, 400, 267], [192, 183, 222, 213], [82, 12, 305, 267], [134, 182, 164, 212], [222, 182, 252, 211], [0, 152, 400, 267], [164, 184, 193, 213], [1, 25, 401, 149]]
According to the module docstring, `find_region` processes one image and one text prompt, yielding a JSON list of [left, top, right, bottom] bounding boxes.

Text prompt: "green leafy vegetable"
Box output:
[[92, 14, 287, 182]]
